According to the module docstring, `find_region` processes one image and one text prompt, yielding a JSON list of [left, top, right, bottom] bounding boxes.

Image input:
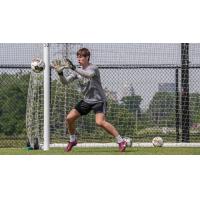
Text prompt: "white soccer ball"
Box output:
[[124, 137, 133, 147], [31, 58, 45, 73], [152, 137, 163, 147]]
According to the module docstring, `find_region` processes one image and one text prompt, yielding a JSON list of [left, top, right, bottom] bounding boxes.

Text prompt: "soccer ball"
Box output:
[[152, 137, 163, 147], [31, 58, 45, 73], [124, 137, 133, 147]]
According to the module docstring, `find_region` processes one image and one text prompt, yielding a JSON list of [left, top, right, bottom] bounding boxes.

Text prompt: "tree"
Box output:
[[106, 99, 135, 136], [189, 93, 200, 124], [0, 73, 30, 136], [147, 92, 176, 127], [121, 95, 142, 115]]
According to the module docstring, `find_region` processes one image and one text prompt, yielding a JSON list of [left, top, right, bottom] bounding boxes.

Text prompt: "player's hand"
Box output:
[[51, 59, 65, 74]]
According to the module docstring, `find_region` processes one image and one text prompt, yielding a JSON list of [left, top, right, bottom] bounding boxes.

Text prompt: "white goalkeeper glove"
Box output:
[[51, 59, 68, 75], [51, 58, 76, 75]]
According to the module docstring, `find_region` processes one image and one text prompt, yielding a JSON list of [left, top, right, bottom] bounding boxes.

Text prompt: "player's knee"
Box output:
[[96, 119, 105, 127], [66, 115, 74, 124]]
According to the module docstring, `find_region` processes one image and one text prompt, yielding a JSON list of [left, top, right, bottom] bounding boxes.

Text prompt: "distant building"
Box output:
[[158, 83, 176, 92]]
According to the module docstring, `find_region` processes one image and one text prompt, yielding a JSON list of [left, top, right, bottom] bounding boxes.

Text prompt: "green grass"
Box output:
[[1, 147, 200, 155]]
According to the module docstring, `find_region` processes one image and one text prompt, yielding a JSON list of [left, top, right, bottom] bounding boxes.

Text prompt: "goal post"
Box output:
[[43, 43, 50, 150]]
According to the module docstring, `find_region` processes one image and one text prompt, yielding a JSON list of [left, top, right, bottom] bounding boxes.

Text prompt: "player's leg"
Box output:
[[65, 100, 91, 152], [95, 112, 118, 136], [65, 109, 80, 152], [93, 102, 127, 152], [66, 109, 80, 135], [95, 113, 127, 152]]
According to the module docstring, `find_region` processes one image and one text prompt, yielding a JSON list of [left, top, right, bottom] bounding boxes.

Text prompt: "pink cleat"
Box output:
[[65, 140, 77, 152], [118, 140, 127, 152]]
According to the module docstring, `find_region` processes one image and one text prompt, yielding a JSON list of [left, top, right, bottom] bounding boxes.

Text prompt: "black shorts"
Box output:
[[74, 100, 107, 116]]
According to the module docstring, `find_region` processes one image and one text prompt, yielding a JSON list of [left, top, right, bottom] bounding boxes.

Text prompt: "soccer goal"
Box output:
[[25, 43, 200, 150]]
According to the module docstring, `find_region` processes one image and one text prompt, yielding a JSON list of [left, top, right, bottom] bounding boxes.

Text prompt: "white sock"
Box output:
[[116, 135, 123, 143], [69, 134, 76, 142]]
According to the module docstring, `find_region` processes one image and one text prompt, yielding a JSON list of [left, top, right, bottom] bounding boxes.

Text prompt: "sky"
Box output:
[[0, 43, 186, 65], [1, 43, 200, 65]]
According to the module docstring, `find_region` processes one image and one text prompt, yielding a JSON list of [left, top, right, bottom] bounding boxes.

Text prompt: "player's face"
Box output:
[[77, 55, 89, 66]]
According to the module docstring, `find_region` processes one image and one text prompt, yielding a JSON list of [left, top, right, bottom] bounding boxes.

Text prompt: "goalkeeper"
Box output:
[[52, 48, 127, 152]]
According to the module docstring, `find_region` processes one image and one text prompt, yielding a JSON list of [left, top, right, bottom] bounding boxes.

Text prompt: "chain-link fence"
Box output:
[[0, 43, 200, 147], [0, 67, 30, 147]]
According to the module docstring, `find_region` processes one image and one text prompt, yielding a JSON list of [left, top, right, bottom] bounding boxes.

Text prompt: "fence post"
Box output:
[[176, 68, 180, 142], [181, 43, 190, 142]]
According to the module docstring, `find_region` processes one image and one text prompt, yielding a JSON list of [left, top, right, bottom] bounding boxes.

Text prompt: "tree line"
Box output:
[[1, 73, 200, 138]]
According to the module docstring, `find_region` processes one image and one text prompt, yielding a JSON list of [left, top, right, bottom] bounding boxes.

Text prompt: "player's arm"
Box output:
[[74, 67, 95, 78], [66, 59, 95, 78], [58, 72, 77, 85]]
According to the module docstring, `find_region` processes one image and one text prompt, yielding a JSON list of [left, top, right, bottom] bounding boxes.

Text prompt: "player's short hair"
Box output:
[[77, 48, 90, 61]]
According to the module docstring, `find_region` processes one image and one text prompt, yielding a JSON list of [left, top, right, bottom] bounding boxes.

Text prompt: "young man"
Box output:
[[53, 48, 127, 152]]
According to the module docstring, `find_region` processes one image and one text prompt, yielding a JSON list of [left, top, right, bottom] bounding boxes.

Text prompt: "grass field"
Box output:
[[1, 147, 200, 155]]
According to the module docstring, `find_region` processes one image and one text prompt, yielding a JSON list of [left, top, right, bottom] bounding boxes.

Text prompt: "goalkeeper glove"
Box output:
[[51, 59, 66, 75], [51, 58, 76, 75]]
